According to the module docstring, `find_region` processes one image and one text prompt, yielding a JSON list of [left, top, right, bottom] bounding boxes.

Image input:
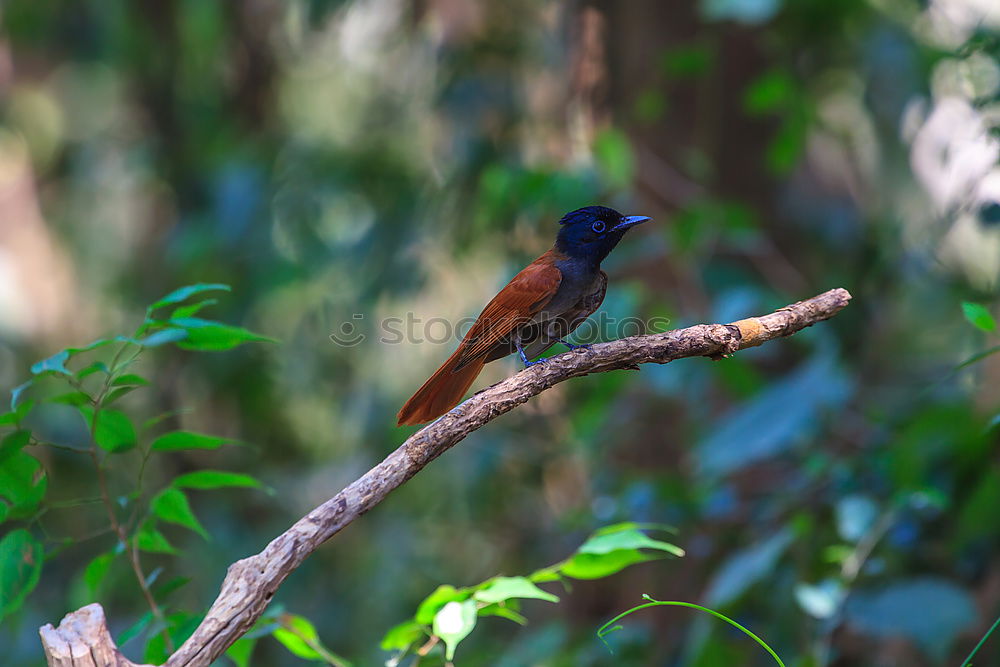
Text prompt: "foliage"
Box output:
[[0, 284, 272, 658]]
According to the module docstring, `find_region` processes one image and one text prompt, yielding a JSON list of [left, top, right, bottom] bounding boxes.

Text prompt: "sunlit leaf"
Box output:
[[577, 528, 684, 557], [478, 603, 527, 625], [151, 488, 208, 539], [380, 620, 425, 652], [560, 549, 657, 580], [170, 299, 218, 319], [0, 529, 43, 619], [433, 600, 476, 661], [138, 328, 188, 347], [473, 576, 559, 604], [49, 391, 92, 406], [415, 585, 467, 625]]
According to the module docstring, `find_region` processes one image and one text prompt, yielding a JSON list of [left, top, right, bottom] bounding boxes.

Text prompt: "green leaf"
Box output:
[[78, 407, 137, 453], [83, 552, 115, 598], [416, 584, 467, 625], [49, 391, 92, 406], [473, 576, 559, 604], [272, 613, 351, 665], [0, 452, 47, 520], [111, 374, 150, 387], [76, 362, 110, 380], [744, 70, 795, 114], [172, 470, 261, 490], [0, 529, 43, 619], [478, 603, 527, 625], [433, 599, 477, 661], [138, 328, 188, 347], [962, 302, 997, 333], [577, 528, 685, 557], [560, 549, 657, 580], [30, 350, 71, 376], [380, 620, 424, 651], [226, 637, 257, 667], [102, 386, 139, 406], [149, 283, 231, 311], [11, 381, 32, 411], [0, 430, 31, 464], [150, 431, 232, 452], [151, 488, 208, 539], [135, 521, 177, 554], [170, 299, 218, 319], [171, 317, 276, 351], [117, 611, 152, 647]]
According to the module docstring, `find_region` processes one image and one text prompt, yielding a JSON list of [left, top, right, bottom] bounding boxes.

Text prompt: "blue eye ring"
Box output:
[[591, 220, 606, 233]]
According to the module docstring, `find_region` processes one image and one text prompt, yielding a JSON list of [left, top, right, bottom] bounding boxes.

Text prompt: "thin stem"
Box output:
[[961, 609, 1000, 667], [87, 344, 175, 652]]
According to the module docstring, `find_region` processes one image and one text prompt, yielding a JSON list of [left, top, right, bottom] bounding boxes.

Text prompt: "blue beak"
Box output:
[[612, 215, 652, 232]]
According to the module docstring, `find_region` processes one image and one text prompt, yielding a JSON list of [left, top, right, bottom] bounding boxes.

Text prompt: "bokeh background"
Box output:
[[2, 0, 1000, 665]]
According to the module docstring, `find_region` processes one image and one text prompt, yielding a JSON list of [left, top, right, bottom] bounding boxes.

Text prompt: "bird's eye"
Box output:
[[591, 221, 606, 233]]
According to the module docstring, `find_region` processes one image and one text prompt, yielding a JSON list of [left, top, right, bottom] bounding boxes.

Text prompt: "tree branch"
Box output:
[[40, 288, 852, 667]]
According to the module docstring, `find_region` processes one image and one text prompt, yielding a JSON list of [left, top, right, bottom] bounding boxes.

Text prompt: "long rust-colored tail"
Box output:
[[397, 349, 485, 426]]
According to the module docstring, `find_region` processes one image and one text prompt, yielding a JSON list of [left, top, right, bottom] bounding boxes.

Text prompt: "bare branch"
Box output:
[[40, 288, 852, 667]]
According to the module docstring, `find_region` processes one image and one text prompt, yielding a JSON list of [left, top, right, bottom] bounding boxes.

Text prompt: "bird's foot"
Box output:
[[558, 338, 591, 353]]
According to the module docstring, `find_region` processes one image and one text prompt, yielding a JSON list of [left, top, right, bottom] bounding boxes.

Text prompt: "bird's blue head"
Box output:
[[555, 206, 651, 265]]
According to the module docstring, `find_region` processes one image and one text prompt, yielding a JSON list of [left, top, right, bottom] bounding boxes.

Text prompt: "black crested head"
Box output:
[[555, 205, 651, 265]]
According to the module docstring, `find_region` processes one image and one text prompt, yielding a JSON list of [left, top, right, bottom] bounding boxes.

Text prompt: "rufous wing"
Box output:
[[397, 252, 563, 426]]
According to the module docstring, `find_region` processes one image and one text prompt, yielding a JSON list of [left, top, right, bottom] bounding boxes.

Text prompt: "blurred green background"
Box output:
[[2, 0, 1000, 665]]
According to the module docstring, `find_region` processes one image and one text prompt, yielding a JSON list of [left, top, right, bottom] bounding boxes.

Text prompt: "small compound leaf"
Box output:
[[103, 386, 140, 406], [172, 470, 262, 490], [0, 529, 43, 619], [433, 600, 477, 661], [149, 283, 231, 311], [150, 431, 232, 452], [962, 302, 997, 333], [76, 362, 110, 380], [473, 576, 558, 604], [151, 488, 208, 539]]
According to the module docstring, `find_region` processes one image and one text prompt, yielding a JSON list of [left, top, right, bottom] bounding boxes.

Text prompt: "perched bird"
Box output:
[[397, 205, 651, 426]]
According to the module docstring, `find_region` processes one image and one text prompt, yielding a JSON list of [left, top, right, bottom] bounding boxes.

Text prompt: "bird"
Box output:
[[397, 205, 651, 426]]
